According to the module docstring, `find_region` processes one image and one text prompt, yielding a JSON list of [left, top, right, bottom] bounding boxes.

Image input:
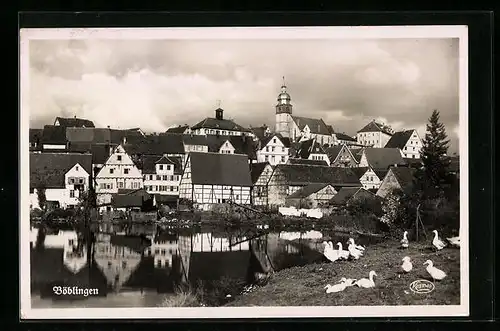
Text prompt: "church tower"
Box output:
[[275, 77, 293, 138]]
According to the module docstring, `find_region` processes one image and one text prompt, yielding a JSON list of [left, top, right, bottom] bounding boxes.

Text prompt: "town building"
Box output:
[[267, 164, 362, 207], [250, 162, 274, 206], [376, 167, 416, 199], [191, 107, 251, 136], [356, 120, 394, 148], [287, 158, 328, 166], [54, 116, 95, 128], [141, 155, 183, 196], [249, 125, 271, 141], [110, 188, 155, 212], [30, 152, 92, 209], [296, 139, 330, 165], [144, 232, 179, 269], [39, 125, 68, 151], [274, 81, 333, 145], [178, 152, 253, 210], [329, 187, 378, 207], [325, 144, 358, 168], [358, 148, 406, 169], [351, 167, 389, 191], [181, 134, 209, 153], [205, 135, 257, 162], [29, 128, 43, 152], [255, 133, 290, 166], [384, 129, 423, 159], [166, 125, 191, 135], [285, 183, 337, 209], [333, 132, 358, 146]]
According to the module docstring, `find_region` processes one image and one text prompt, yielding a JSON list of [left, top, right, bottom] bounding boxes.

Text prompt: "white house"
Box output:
[[142, 155, 183, 196], [95, 145, 143, 206], [182, 134, 209, 153], [356, 120, 395, 148], [178, 152, 253, 210], [333, 132, 358, 146], [274, 82, 333, 145], [296, 139, 330, 165], [376, 167, 416, 199], [384, 129, 423, 159], [190, 233, 249, 252], [325, 144, 358, 168], [256, 134, 290, 166], [191, 107, 251, 136], [144, 232, 179, 269], [351, 167, 389, 190], [29, 152, 92, 209]]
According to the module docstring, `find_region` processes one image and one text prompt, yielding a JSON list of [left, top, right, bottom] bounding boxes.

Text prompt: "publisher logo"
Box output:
[[409, 279, 435, 294]]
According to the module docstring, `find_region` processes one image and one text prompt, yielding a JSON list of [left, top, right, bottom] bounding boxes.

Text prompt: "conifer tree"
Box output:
[[419, 109, 451, 196]]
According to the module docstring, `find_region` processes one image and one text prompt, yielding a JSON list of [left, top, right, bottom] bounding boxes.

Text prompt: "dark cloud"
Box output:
[[28, 37, 460, 153]]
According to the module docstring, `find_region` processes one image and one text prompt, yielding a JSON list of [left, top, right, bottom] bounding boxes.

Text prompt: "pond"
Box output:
[[29, 222, 384, 308]]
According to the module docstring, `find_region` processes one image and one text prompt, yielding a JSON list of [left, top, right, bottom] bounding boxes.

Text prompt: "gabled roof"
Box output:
[[357, 120, 393, 135], [349, 147, 364, 163], [384, 130, 415, 149], [191, 114, 250, 132], [291, 116, 331, 135], [389, 167, 416, 191], [362, 148, 405, 169], [326, 125, 335, 135], [66, 128, 113, 144], [122, 134, 185, 155], [54, 117, 95, 128], [41, 125, 67, 145], [250, 162, 270, 184], [206, 135, 257, 159], [274, 164, 362, 186], [166, 125, 190, 133], [139, 155, 183, 174], [373, 168, 390, 180], [30, 152, 92, 189], [297, 139, 327, 159], [287, 158, 328, 166], [286, 183, 330, 199], [325, 145, 356, 164], [335, 132, 357, 142], [329, 187, 376, 205], [188, 152, 252, 187], [109, 129, 145, 144], [67, 143, 111, 165], [350, 167, 370, 179], [259, 133, 291, 149], [250, 126, 270, 140], [181, 134, 209, 146], [29, 128, 43, 143]]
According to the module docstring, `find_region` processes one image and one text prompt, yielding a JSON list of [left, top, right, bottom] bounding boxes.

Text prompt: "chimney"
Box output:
[[215, 108, 224, 120]]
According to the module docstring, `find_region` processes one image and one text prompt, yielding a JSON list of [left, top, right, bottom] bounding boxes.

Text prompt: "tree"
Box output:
[[36, 187, 47, 211], [419, 109, 452, 198]]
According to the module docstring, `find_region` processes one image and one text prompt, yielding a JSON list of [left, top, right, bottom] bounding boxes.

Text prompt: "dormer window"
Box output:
[[75, 166, 79, 171], [273, 138, 276, 144]]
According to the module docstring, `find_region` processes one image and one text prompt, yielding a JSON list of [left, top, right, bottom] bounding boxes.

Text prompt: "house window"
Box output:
[[117, 155, 122, 161], [413, 147, 416, 151], [273, 138, 276, 143], [412, 155, 416, 158], [271, 146, 275, 152], [163, 175, 168, 180], [271, 155, 275, 162], [143, 175, 147, 180], [169, 175, 173, 181], [159, 165, 163, 170], [124, 168, 129, 174], [149, 175, 153, 180], [282, 147, 285, 152], [157, 260, 162, 268], [118, 182, 124, 189], [266, 147, 269, 152], [68, 178, 75, 184], [155, 185, 159, 191], [170, 186, 174, 192], [265, 155, 269, 161], [110, 168, 114, 174], [281, 156, 285, 163], [78, 178, 83, 184], [167, 165, 171, 171], [156, 175, 161, 180]]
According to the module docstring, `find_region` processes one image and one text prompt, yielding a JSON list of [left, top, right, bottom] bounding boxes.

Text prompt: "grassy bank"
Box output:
[[226, 240, 461, 306]]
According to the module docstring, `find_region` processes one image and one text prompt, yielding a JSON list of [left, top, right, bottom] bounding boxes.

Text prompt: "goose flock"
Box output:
[[322, 230, 457, 294]]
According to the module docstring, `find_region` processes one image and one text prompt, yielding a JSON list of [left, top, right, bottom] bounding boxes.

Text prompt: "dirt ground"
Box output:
[[226, 240, 461, 306]]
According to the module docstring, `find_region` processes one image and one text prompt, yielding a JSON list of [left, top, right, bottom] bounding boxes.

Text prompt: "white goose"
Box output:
[[400, 231, 409, 248], [401, 256, 413, 273], [423, 259, 447, 281], [336, 242, 350, 260], [322, 241, 339, 262], [446, 236, 460, 248], [324, 280, 348, 293], [355, 271, 377, 288], [348, 238, 365, 251], [432, 230, 447, 250], [347, 241, 363, 260]]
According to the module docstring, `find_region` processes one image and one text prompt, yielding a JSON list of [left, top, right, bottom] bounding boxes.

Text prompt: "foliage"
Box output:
[[159, 286, 201, 307], [36, 187, 47, 211], [347, 196, 384, 218]]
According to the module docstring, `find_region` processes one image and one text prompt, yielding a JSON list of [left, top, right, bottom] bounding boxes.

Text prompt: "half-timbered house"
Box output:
[[250, 162, 273, 206]]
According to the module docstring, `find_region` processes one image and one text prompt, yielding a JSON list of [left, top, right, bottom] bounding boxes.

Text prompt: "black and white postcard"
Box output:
[[20, 26, 469, 319]]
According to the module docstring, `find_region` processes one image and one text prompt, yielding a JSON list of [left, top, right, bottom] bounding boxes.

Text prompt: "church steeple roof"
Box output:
[[277, 76, 291, 105]]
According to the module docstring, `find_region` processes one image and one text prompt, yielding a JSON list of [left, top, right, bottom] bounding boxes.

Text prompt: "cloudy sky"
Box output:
[[28, 36, 460, 153]]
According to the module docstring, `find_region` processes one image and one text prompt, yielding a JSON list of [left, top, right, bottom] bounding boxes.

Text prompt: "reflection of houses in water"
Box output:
[[63, 246, 87, 274], [190, 233, 250, 252], [30, 227, 39, 246], [39, 229, 87, 274], [43, 230, 78, 248], [93, 235, 145, 291], [278, 230, 323, 241], [144, 232, 178, 269]]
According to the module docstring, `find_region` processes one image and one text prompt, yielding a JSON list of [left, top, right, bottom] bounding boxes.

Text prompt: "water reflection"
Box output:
[[30, 224, 381, 307]]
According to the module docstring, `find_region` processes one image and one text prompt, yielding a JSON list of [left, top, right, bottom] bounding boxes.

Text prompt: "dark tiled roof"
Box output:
[[153, 194, 178, 204], [335, 132, 357, 142], [250, 162, 270, 184], [363, 148, 405, 169], [326, 125, 335, 135], [287, 158, 328, 166], [41, 125, 67, 145], [66, 128, 113, 144], [274, 164, 362, 186], [286, 183, 329, 199], [182, 134, 209, 146], [373, 168, 389, 180], [291, 116, 331, 135], [188, 152, 252, 186], [140, 155, 164, 173], [166, 125, 190, 133], [389, 167, 416, 191], [191, 114, 250, 132], [329, 187, 376, 205], [357, 120, 393, 135], [29, 128, 43, 143], [30, 152, 92, 189], [111, 189, 152, 208], [122, 134, 185, 155], [402, 157, 424, 168], [384, 130, 414, 149], [55, 117, 95, 128], [325, 145, 343, 164], [109, 129, 145, 144], [350, 167, 370, 179], [349, 148, 364, 163], [250, 126, 270, 140], [259, 133, 291, 149], [297, 139, 327, 159], [67, 143, 112, 165]]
